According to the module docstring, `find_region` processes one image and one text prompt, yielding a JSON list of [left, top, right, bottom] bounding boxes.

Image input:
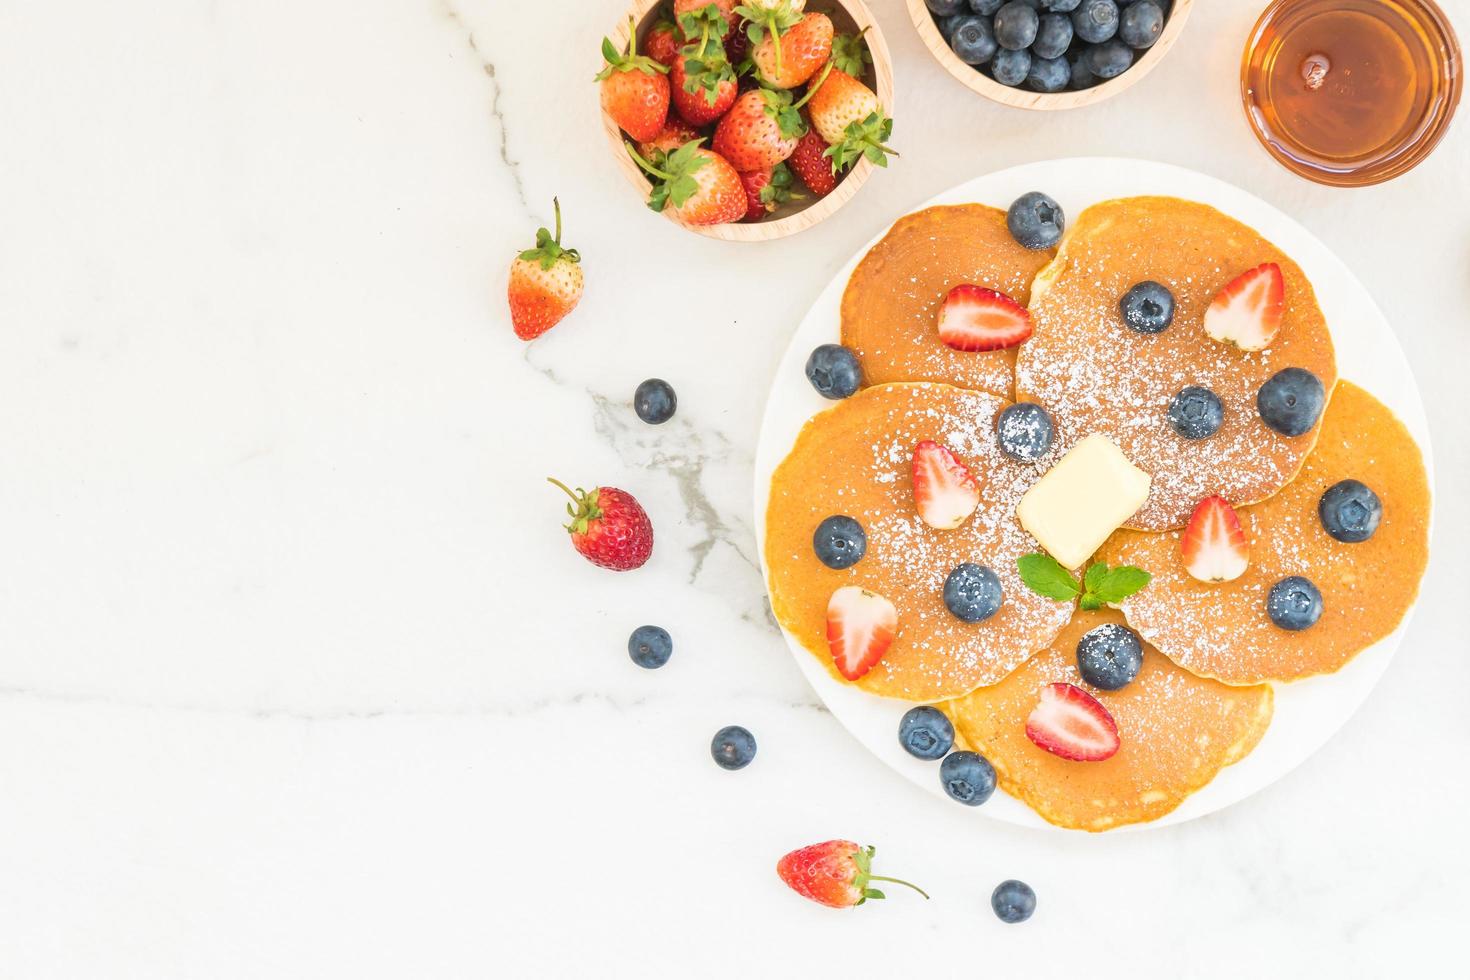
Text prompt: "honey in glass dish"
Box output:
[[1242, 0, 1462, 186]]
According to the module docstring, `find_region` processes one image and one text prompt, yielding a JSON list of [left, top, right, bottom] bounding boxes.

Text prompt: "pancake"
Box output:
[[1015, 196, 1338, 531], [841, 205, 1056, 398], [1098, 381, 1430, 685], [764, 383, 1075, 701], [940, 609, 1274, 832]]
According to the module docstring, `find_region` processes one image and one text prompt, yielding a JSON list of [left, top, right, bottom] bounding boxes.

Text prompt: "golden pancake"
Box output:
[[940, 609, 1274, 832], [1015, 196, 1338, 531], [841, 205, 1056, 398], [764, 383, 1075, 701], [1098, 381, 1430, 685]]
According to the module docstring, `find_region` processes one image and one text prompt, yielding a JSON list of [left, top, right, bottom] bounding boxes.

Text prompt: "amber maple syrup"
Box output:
[[1242, 0, 1462, 186]]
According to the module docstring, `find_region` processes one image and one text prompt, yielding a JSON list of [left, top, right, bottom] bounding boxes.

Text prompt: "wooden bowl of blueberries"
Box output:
[[907, 0, 1192, 109]]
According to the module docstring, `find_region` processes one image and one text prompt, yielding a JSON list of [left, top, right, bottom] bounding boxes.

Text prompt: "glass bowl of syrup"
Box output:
[[1242, 0, 1462, 186]]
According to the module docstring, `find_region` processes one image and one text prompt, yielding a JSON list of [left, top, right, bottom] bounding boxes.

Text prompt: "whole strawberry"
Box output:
[[549, 479, 653, 572], [776, 841, 928, 909], [786, 127, 836, 196], [627, 140, 746, 226], [735, 0, 807, 80], [712, 87, 804, 171], [806, 66, 896, 172], [670, 45, 738, 126], [507, 198, 582, 341], [597, 19, 670, 143], [644, 17, 683, 67], [637, 117, 701, 159], [738, 162, 799, 222], [751, 11, 832, 88]]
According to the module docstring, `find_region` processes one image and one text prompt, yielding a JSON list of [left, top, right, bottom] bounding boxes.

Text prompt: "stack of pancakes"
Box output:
[[764, 198, 1430, 831]]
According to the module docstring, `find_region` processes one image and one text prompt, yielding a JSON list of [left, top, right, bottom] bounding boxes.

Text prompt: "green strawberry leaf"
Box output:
[[1017, 554, 1081, 601], [832, 32, 871, 77]]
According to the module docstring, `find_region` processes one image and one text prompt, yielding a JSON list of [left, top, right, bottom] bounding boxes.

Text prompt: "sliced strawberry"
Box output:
[[826, 586, 897, 681], [1179, 495, 1250, 583], [937, 285, 1033, 352], [1204, 262, 1284, 351], [1025, 683, 1120, 762], [911, 440, 980, 530]]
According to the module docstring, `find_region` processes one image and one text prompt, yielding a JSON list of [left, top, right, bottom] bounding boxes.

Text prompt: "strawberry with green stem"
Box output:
[[626, 139, 746, 226], [738, 162, 800, 222], [806, 57, 897, 173], [673, 0, 735, 45], [596, 18, 671, 143], [507, 198, 583, 341], [547, 478, 653, 572], [712, 86, 806, 171], [750, 11, 832, 88], [735, 0, 806, 81], [670, 41, 739, 125], [777, 841, 928, 909]]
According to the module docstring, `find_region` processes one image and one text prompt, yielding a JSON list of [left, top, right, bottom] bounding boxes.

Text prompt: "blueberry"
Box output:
[[633, 378, 677, 424], [926, 0, 968, 14], [1086, 39, 1134, 78], [991, 880, 1037, 924], [1119, 0, 1164, 48], [994, 2, 1040, 49], [627, 625, 673, 669], [805, 343, 863, 400], [940, 750, 997, 805], [1072, 0, 1119, 42], [1319, 479, 1382, 543], [1025, 55, 1070, 91], [996, 401, 1055, 461], [1267, 576, 1323, 631], [1040, 0, 1081, 10], [711, 725, 757, 770], [1075, 622, 1143, 690], [950, 15, 998, 64], [1119, 280, 1175, 333], [990, 46, 1032, 86], [812, 514, 867, 569], [1006, 191, 1065, 249], [1168, 385, 1224, 440], [938, 12, 969, 39], [1069, 49, 1098, 88], [1031, 13, 1074, 58], [944, 563, 1004, 623], [1256, 367, 1326, 437], [899, 705, 956, 760], [969, 0, 1006, 14]]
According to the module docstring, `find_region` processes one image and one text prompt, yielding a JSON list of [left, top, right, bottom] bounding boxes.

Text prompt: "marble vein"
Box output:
[[438, 0, 529, 213]]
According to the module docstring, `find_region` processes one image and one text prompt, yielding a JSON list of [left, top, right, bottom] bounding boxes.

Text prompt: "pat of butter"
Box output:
[[1016, 434, 1151, 570]]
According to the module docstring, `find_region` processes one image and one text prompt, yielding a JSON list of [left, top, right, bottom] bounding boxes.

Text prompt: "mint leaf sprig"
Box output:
[[1017, 554, 1151, 610]]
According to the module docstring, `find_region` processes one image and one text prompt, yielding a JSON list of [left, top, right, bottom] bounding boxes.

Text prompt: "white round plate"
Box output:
[[752, 157, 1434, 832]]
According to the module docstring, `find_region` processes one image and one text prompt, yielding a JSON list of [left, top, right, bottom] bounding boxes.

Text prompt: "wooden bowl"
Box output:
[[602, 0, 895, 241], [906, 0, 1193, 110]]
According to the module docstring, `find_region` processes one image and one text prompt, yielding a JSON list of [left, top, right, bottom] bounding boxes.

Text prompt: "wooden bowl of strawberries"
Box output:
[[598, 0, 896, 241]]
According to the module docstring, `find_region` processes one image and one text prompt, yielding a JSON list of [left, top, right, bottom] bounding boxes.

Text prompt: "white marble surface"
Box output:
[[0, 1, 1467, 976]]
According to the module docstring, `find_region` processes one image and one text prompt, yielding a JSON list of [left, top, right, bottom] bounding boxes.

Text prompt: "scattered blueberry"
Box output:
[[805, 344, 863, 400], [1267, 576, 1324, 631], [1168, 385, 1224, 440], [991, 880, 1037, 924], [950, 15, 999, 64], [899, 705, 956, 760], [1006, 191, 1065, 249], [1026, 55, 1070, 91], [996, 401, 1055, 461], [1072, 0, 1119, 43], [1119, 0, 1164, 48], [944, 563, 1004, 623], [633, 378, 677, 424], [1086, 38, 1134, 78], [1075, 622, 1143, 690], [1318, 479, 1383, 543], [1256, 367, 1326, 437], [969, 0, 1006, 14], [926, 0, 968, 14], [940, 750, 997, 805], [812, 514, 868, 569], [1119, 280, 1175, 333], [711, 725, 757, 770], [993, 1, 1040, 49], [1040, 0, 1081, 10], [627, 625, 673, 669], [990, 46, 1032, 85], [1069, 48, 1098, 88], [1032, 13, 1074, 58]]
